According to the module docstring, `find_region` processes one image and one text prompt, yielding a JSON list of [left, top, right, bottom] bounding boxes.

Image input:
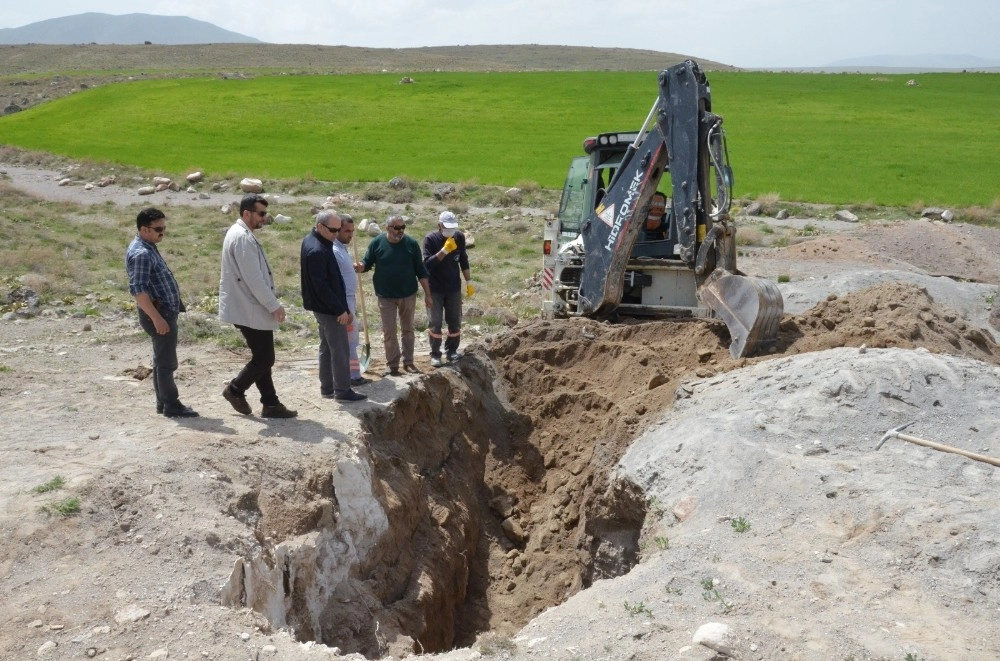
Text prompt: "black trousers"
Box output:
[[231, 325, 278, 406]]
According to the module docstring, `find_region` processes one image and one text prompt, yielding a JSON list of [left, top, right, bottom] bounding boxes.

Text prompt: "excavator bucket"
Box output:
[[698, 272, 783, 358]]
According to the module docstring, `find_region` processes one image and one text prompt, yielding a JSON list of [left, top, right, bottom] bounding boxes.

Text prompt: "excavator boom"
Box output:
[[543, 60, 783, 358]]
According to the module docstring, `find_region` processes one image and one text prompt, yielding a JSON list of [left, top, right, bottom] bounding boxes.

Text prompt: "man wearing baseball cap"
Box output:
[[422, 211, 473, 367]]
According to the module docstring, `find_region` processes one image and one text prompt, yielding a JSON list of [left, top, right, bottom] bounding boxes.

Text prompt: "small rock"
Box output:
[[186, 171, 204, 183], [149, 649, 169, 659], [261, 645, 277, 655], [114, 604, 150, 624], [137, 186, 156, 196], [272, 214, 292, 224], [693, 622, 736, 657], [240, 632, 250, 641], [834, 209, 859, 222], [37, 640, 57, 656], [29, 619, 43, 628], [673, 495, 698, 522], [501, 517, 525, 543], [648, 373, 669, 390]]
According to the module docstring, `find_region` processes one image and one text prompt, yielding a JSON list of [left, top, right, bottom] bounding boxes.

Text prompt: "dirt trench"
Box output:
[[219, 281, 1000, 658]]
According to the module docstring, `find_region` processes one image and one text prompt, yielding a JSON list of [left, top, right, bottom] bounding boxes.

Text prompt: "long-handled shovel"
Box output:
[[351, 238, 372, 374]]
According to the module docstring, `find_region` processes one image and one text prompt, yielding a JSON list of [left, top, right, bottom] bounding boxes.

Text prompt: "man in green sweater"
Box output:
[[359, 214, 432, 376]]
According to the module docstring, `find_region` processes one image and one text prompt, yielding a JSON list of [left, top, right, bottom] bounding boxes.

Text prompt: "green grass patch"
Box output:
[[39, 496, 80, 516], [1, 71, 998, 206], [31, 476, 65, 493]]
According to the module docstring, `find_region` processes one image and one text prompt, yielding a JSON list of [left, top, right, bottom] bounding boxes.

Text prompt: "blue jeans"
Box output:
[[138, 308, 180, 409]]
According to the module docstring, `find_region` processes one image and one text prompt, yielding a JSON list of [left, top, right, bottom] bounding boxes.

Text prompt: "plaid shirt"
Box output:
[[126, 235, 182, 314]]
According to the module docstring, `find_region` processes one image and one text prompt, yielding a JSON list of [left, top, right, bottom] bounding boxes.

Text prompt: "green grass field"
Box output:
[[1, 71, 998, 207]]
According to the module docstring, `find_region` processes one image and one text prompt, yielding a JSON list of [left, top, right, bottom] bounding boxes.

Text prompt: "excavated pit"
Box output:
[[220, 281, 1000, 657]]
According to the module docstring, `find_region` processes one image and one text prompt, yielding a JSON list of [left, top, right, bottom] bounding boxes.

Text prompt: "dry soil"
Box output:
[[1, 167, 999, 661]]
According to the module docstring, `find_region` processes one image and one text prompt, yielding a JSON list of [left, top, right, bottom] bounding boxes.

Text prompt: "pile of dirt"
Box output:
[[777, 280, 998, 360], [200, 278, 1000, 658]]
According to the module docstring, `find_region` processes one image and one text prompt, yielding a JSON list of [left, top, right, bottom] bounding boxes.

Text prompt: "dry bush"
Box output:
[[756, 192, 782, 215], [386, 188, 414, 204], [15, 273, 54, 295], [362, 184, 387, 201], [446, 202, 470, 217], [735, 227, 765, 247]]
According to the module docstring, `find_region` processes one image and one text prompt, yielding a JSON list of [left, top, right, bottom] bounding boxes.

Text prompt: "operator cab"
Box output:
[[556, 132, 679, 260]]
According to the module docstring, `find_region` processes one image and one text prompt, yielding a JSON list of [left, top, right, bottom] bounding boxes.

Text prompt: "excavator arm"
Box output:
[[574, 60, 783, 357]]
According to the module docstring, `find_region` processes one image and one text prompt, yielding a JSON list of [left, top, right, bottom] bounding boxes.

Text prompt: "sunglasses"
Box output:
[[389, 224, 406, 231], [147, 225, 166, 234], [254, 210, 269, 217]]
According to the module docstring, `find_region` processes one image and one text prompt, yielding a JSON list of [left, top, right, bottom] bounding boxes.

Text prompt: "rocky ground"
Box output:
[[1, 166, 999, 661]]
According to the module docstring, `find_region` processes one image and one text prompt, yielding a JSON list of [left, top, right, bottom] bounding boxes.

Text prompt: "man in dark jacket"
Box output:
[[301, 211, 367, 402], [422, 211, 473, 367]]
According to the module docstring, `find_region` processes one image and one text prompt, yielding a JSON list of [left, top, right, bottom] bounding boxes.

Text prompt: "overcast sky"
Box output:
[[2, 1, 999, 68]]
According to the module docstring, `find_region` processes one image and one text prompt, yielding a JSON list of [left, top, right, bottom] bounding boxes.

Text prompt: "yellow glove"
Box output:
[[466, 282, 475, 297], [443, 236, 458, 254]]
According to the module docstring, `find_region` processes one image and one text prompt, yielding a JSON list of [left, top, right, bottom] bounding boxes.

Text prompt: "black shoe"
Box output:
[[223, 384, 252, 415], [383, 367, 401, 377], [350, 377, 372, 387], [261, 403, 297, 418], [334, 390, 367, 402], [156, 401, 164, 414], [446, 351, 461, 362], [403, 364, 419, 374], [163, 404, 199, 418]]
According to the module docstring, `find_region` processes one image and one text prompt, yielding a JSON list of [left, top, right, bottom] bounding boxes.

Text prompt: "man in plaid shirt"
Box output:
[[125, 208, 198, 418]]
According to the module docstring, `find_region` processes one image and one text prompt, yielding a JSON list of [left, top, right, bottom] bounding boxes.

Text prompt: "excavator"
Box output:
[[541, 60, 783, 358]]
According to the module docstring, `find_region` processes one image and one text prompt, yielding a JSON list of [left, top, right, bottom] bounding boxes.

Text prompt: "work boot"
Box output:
[[334, 390, 367, 402], [222, 384, 252, 415], [162, 403, 199, 418], [261, 403, 297, 419], [403, 364, 420, 374]]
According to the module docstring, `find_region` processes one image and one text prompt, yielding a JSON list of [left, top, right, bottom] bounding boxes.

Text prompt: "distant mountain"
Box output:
[[0, 12, 261, 45], [823, 53, 1000, 70]]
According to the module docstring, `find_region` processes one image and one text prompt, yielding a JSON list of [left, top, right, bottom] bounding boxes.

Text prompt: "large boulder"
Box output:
[[240, 178, 264, 193]]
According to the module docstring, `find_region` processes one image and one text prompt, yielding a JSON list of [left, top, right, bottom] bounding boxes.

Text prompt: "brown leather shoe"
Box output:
[[403, 364, 419, 374], [222, 385, 252, 415], [261, 403, 297, 418]]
